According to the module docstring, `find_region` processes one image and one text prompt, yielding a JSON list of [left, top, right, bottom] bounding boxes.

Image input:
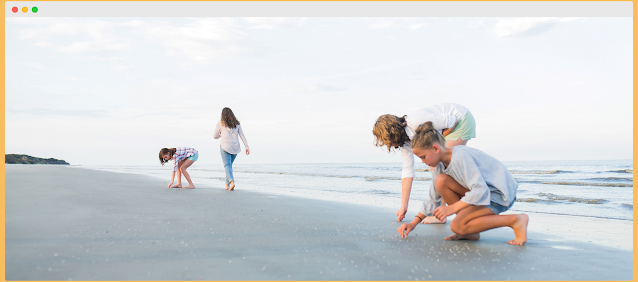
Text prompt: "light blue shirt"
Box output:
[[418, 146, 518, 216]]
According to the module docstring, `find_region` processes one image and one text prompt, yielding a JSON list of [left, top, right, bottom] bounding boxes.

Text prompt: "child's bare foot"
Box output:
[[508, 213, 529, 245], [421, 216, 447, 224], [225, 184, 229, 190], [170, 184, 182, 188], [182, 185, 195, 189], [444, 233, 480, 241], [229, 182, 235, 191]]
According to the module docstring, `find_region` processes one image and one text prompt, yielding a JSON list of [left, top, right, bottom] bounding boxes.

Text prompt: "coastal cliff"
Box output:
[[5, 154, 70, 165]]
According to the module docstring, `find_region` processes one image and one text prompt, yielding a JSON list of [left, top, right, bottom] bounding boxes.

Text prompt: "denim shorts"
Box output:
[[485, 197, 515, 215], [187, 153, 199, 161]]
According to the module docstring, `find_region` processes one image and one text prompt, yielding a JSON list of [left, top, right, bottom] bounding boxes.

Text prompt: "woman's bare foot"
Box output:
[[444, 233, 480, 241], [170, 184, 182, 188], [508, 213, 529, 245], [182, 184, 195, 189], [421, 216, 447, 224], [229, 181, 235, 191]]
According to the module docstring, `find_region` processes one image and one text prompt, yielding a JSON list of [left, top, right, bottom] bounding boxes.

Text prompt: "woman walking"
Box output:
[[214, 107, 250, 191]]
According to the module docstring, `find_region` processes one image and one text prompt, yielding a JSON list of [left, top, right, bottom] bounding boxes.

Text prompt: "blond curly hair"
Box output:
[[372, 114, 409, 152]]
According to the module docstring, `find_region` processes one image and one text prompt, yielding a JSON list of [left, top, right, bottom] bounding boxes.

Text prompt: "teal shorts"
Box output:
[[187, 153, 199, 161], [445, 111, 476, 141]]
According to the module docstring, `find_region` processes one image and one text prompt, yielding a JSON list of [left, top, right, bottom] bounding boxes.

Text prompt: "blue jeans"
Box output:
[[220, 147, 237, 185]]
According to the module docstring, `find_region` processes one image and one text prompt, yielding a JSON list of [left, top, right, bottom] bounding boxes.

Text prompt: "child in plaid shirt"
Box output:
[[159, 147, 199, 189]]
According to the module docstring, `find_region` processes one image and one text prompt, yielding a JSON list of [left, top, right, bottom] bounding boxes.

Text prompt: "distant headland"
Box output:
[[5, 154, 70, 165]]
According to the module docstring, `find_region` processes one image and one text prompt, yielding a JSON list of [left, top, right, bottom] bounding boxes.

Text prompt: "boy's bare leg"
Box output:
[[180, 160, 196, 189], [434, 174, 469, 205], [450, 205, 528, 245], [508, 214, 529, 245], [444, 205, 487, 241], [428, 174, 467, 224], [435, 174, 528, 244]]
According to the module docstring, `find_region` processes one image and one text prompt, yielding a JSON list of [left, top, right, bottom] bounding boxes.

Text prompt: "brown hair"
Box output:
[[159, 148, 176, 165], [221, 107, 240, 129], [372, 114, 409, 152], [410, 122, 446, 150]]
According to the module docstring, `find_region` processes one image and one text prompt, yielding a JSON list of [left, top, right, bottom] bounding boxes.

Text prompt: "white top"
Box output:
[[400, 103, 469, 178], [213, 121, 249, 155], [418, 146, 518, 216]]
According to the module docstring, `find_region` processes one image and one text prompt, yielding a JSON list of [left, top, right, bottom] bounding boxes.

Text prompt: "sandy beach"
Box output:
[[5, 165, 633, 280]]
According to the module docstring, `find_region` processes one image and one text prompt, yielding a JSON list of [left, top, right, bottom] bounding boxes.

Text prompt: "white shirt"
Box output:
[[418, 145, 518, 216], [400, 103, 469, 179], [213, 121, 249, 155]]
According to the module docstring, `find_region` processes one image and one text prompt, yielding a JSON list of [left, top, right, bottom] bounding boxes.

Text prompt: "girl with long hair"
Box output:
[[214, 108, 250, 191]]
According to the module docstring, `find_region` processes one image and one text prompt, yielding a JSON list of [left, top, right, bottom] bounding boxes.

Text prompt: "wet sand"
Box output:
[[5, 165, 633, 280]]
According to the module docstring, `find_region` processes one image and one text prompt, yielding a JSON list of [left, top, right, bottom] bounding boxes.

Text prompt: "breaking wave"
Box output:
[[540, 181, 632, 187], [610, 169, 633, 173], [509, 170, 563, 174], [588, 177, 633, 181], [516, 193, 608, 204]]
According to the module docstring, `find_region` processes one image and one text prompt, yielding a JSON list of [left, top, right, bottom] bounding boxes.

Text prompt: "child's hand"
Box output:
[[396, 206, 407, 221], [168, 182, 173, 188], [433, 205, 454, 221], [397, 223, 415, 238], [246, 149, 250, 155]]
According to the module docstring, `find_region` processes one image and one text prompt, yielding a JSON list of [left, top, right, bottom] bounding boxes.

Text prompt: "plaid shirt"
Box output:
[[172, 147, 198, 172]]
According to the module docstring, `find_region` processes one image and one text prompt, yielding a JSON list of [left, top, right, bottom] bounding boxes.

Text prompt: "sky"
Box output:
[[5, 17, 633, 165]]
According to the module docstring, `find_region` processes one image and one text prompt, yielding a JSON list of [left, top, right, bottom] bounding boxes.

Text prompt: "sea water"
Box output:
[[86, 160, 633, 221]]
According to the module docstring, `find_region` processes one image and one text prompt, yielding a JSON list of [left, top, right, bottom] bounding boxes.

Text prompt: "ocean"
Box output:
[[85, 159, 633, 221]]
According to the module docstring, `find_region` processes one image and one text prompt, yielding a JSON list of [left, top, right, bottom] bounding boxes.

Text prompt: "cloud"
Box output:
[[20, 63, 48, 71], [409, 23, 428, 30], [494, 17, 583, 37], [110, 65, 134, 71], [369, 20, 394, 29], [368, 18, 429, 30], [243, 17, 307, 30], [82, 56, 124, 62], [468, 19, 485, 29], [126, 18, 251, 64], [14, 19, 129, 54], [61, 76, 82, 82], [8, 108, 110, 118], [313, 84, 348, 92]]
